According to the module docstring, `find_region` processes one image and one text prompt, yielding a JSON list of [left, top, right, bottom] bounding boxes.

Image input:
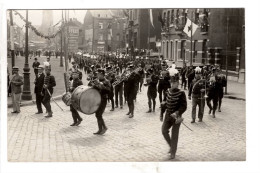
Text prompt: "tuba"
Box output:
[[112, 67, 142, 87]]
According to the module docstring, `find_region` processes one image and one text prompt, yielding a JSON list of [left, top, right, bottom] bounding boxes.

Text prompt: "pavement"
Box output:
[[7, 83, 246, 162]]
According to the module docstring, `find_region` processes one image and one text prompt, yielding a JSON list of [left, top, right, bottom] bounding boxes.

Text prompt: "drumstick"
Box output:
[[46, 88, 64, 111]]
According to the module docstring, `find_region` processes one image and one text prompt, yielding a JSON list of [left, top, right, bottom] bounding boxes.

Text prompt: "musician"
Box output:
[[160, 68, 187, 160], [106, 65, 115, 111], [206, 68, 219, 118], [185, 65, 195, 91], [114, 67, 123, 109], [180, 63, 187, 90], [69, 61, 82, 80], [89, 68, 111, 135], [42, 66, 56, 118], [144, 68, 159, 113], [188, 67, 207, 123], [124, 64, 138, 118], [216, 68, 227, 112], [34, 65, 45, 114], [158, 63, 171, 104], [10, 66, 24, 114], [137, 64, 145, 92], [69, 71, 83, 126]]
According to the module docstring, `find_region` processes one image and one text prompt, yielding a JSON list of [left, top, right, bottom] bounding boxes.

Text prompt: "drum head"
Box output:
[[80, 88, 101, 114]]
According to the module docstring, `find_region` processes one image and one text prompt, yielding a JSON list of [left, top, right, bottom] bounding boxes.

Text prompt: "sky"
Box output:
[[8, 10, 88, 29]]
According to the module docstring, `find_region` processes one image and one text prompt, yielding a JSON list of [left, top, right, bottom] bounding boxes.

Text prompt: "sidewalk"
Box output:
[[224, 80, 245, 101]]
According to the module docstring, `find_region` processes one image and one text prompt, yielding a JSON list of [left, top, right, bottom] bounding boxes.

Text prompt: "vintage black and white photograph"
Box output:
[[4, 8, 246, 163]]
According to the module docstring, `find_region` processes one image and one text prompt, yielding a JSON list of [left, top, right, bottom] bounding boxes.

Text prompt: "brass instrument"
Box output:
[[112, 67, 142, 87]]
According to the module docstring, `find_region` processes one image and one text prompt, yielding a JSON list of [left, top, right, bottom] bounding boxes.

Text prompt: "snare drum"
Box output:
[[71, 85, 101, 114]]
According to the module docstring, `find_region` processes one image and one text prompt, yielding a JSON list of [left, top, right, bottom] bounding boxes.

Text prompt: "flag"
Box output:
[[107, 23, 113, 37], [149, 9, 154, 28], [183, 18, 198, 37]]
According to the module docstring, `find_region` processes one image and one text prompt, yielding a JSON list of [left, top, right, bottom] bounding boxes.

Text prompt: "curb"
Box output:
[[224, 95, 245, 101], [7, 95, 63, 108]]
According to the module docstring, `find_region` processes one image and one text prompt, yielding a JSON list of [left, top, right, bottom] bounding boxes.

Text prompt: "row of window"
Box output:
[[98, 33, 120, 41], [162, 9, 210, 32], [98, 22, 126, 30]]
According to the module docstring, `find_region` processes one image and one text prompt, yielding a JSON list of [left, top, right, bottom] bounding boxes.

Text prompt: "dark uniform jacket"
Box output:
[[43, 74, 56, 94], [34, 73, 45, 94], [186, 68, 195, 81], [32, 61, 40, 73], [69, 78, 83, 93], [91, 78, 111, 101], [161, 88, 187, 118], [188, 78, 207, 98], [158, 70, 171, 90], [124, 73, 138, 100], [147, 74, 159, 98]]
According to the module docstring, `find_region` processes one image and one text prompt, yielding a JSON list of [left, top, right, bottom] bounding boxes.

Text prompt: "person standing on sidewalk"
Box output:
[[42, 66, 56, 118], [32, 58, 40, 76], [69, 71, 83, 126], [89, 68, 111, 135], [160, 67, 187, 160], [10, 66, 24, 113], [34, 65, 45, 114], [188, 67, 207, 123]]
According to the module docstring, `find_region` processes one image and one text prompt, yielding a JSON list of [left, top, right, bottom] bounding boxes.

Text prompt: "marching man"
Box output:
[[160, 67, 187, 160]]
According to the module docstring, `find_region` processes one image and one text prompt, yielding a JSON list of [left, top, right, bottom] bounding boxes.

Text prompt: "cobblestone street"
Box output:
[[7, 86, 246, 162]]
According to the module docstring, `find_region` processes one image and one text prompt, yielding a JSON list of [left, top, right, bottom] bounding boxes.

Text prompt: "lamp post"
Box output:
[[21, 10, 32, 100], [225, 16, 229, 94]]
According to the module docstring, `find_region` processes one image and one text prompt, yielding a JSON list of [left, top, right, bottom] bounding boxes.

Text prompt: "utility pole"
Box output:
[[92, 16, 94, 53], [9, 10, 15, 67], [190, 10, 193, 66], [60, 10, 64, 67], [225, 16, 229, 94], [21, 10, 32, 100]]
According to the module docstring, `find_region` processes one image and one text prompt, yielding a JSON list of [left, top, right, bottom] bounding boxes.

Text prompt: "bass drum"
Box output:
[[71, 85, 101, 115]]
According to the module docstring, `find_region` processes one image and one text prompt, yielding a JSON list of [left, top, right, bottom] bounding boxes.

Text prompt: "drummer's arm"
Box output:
[[99, 80, 111, 92]]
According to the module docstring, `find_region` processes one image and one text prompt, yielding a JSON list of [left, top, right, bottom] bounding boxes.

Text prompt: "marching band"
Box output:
[[29, 54, 227, 160]]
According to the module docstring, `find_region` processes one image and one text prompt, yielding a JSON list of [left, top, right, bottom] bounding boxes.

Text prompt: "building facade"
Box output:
[[125, 9, 162, 56], [82, 10, 127, 53], [161, 8, 245, 83]]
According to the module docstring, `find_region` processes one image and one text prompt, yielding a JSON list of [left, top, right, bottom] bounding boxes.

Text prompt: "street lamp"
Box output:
[[21, 10, 32, 100]]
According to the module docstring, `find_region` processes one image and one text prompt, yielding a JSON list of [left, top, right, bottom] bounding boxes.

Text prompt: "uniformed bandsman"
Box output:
[[144, 68, 159, 113], [69, 71, 83, 126], [158, 63, 171, 104], [114, 67, 123, 109], [161, 67, 187, 160], [188, 67, 208, 123], [89, 68, 111, 135], [124, 63, 138, 118], [42, 66, 56, 118]]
